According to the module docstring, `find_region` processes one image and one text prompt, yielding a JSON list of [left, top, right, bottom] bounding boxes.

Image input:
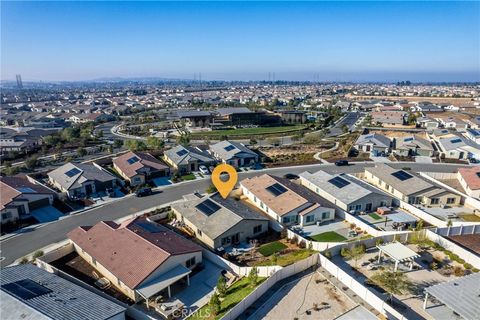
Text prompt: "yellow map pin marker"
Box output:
[[211, 163, 238, 199]]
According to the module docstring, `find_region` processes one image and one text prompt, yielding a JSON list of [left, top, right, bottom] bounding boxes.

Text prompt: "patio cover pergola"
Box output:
[[376, 241, 420, 271], [136, 264, 191, 305], [423, 273, 480, 320]]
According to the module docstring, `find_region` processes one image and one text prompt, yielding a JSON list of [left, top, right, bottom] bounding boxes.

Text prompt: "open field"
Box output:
[[191, 125, 308, 139]]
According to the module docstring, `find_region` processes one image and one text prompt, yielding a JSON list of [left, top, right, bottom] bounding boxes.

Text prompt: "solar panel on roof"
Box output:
[[451, 138, 462, 144], [176, 149, 188, 156], [328, 176, 351, 188], [404, 137, 414, 142], [224, 145, 236, 152], [266, 183, 288, 196], [2, 279, 52, 300], [392, 170, 413, 181], [16, 187, 36, 193], [196, 199, 221, 216], [126, 156, 140, 165], [65, 168, 81, 177], [136, 221, 163, 233]]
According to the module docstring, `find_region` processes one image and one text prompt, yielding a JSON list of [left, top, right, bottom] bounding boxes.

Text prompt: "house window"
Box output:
[[348, 205, 354, 212], [221, 237, 231, 245], [197, 229, 202, 237], [92, 258, 97, 266], [117, 279, 122, 286], [186, 257, 196, 268], [446, 198, 456, 204], [283, 216, 290, 224], [321, 212, 330, 220], [306, 215, 314, 223], [2, 212, 12, 220], [431, 198, 440, 205], [355, 204, 362, 211], [316, 187, 319, 193], [253, 225, 263, 234]]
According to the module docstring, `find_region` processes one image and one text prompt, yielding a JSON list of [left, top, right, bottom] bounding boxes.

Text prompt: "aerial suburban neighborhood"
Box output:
[[1, 1, 480, 320]]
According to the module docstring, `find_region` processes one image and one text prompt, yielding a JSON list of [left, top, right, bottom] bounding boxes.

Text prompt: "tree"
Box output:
[[415, 220, 424, 231], [209, 292, 221, 317], [124, 139, 146, 151], [113, 139, 123, 149], [216, 275, 227, 297], [341, 124, 349, 134], [176, 133, 191, 147], [303, 132, 323, 145], [76, 147, 87, 157], [371, 270, 412, 302], [341, 244, 366, 268], [248, 266, 258, 288], [249, 138, 258, 146], [146, 136, 164, 150], [24, 156, 39, 170], [447, 219, 453, 227]]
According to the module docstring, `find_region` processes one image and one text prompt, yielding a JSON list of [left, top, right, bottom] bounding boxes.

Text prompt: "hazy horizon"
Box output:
[[2, 1, 479, 82]]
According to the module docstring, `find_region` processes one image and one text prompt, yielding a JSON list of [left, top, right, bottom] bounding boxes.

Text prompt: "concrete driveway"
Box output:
[[30, 206, 64, 223], [415, 156, 433, 164]]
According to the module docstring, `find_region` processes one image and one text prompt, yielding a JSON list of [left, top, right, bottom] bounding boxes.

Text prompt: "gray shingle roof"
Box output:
[[164, 145, 216, 166], [209, 140, 257, 161], [0, 264, 126, 320], [355, 133, 391, 148], [171, 193, 267, 240], [47, 162, 117, 190], [395, 135, 433, 151]]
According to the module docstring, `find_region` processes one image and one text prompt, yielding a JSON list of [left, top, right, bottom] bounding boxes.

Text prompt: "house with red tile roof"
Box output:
[[0, 176, 56, 225], [458, 167, 480, 198], [113, 151, 170, 187], [67, 217, 202, 302]]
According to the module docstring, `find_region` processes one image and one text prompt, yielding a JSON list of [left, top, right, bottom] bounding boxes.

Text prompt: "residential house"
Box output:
[[171, 193, 269, 250], [1, 264, 126, 320], [457, 167, 480, 198], [0, 127, 43, 155], [436, 136, 480, 160], [68, 113, 113, 124], [276, 110, 307, 124], [67, 217, 202, 302], [48, 162, 118, 199], [240, 174, 335, 226], [394, 135, 434, 157], [163, 145, 216, 173], [354, 133, 391, 156], [440, 118, 469, 132], [364, 164, 461, 207], [209, 140, 258, 168], [416, 117, 439, 131], [1, 176, 56, 225], [300, 170, 392, 214], [464, 128, 480, 144], [113, 151, 169, 187]]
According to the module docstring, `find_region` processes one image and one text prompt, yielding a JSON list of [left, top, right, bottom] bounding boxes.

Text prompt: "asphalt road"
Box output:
[[0, 162, 467, 267], [328, 112, 362, 137]]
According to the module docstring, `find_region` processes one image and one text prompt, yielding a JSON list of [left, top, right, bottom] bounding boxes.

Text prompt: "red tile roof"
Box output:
[[0, 176, 54, 210], [113, 151, 169, 179], [458, 167, 480, 190], [67, 217, 201, 289]]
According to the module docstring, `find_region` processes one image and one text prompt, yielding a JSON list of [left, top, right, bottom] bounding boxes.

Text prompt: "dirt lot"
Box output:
[[349, 95, 476, 107], [369, 130, 429, 139], [425, 111, 473, 121], [258, 144, 332, 167]]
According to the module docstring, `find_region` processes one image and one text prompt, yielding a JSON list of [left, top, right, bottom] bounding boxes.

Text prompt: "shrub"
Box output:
[[463, 263, 473, 270], [472, 268, 480, 273], [290, 235, 298, 245], [340, 248, 351, 258], [376, 238, 384, 246], [453, 266, 465, 277], [324, 250, 332, 259], [32, 250, 44, 259], [19, 257, 30, 264], [298, 240, 307, 249], [429, 262, 438, 270]]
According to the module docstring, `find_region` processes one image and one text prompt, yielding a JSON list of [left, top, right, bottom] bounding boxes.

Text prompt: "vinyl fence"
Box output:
[[319, 254, 407, 320], [220, 254, 319, 320]]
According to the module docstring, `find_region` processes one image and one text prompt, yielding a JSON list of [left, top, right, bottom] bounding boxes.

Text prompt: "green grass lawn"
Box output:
[[369, 213, 382, 220], [191, 125, 307, 138], [257, 241, 287, 257], [180, 173, 196, 181], [309, 231, 347, 242], [188, 277, 266, 320], [255, 249, 316, 267], [460, 214, 480, 222]]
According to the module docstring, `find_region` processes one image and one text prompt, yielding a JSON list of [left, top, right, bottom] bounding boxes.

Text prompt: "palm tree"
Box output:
[[371, 270, 413, 303]]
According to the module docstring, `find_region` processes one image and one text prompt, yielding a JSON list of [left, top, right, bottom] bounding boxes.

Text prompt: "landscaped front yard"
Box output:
[[188, 277, 266, 320], [309, 231, 347, 242]]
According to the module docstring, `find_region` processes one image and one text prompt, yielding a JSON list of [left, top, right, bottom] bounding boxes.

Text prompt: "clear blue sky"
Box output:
[[1, 1, 479, 82]]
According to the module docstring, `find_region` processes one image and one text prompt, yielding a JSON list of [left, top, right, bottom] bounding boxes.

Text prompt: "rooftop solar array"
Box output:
[[404, 137, 414, 142], [2, 279, 52, 300], [176, 149, 188, 157], [451, 138, 462, 144], [16, 187, 36, 193], [65, 168, 81, 178], [328, 176, 351, 188], [126, 156, 140, 165], [391, 170, 413, 181], [224, 145, 236, 152], [196, 199, 221, 216], [266, 183, 288, 196], [136, 221, 163, 233]]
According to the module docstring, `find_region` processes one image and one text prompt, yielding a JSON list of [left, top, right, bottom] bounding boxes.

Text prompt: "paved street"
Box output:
[[0, 162, 467, 267], [328, 112, 362, 137]]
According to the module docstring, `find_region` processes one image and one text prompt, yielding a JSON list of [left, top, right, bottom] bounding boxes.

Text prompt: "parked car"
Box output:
[[335, 160, 349, 166], [283, 173, 300, 180], [135, 187, 152, 197], [199, 165, 210, 175]]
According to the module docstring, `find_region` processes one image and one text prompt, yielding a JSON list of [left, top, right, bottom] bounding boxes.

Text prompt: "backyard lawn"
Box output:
[[189, 277, 266, 320], [309, 231, 347, 242], [460, 214, 480, 222], [369, 213, 382, 220], [256, 249, 316, 267], [180, 173, 196, 181], [258, 241, 287, 257]]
